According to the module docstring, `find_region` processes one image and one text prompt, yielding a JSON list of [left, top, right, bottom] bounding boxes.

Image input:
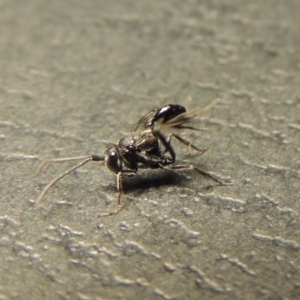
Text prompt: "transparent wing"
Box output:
[[128, 99, 219, 134], [154, 99, 219, 131], [128, 107, 160, 133]]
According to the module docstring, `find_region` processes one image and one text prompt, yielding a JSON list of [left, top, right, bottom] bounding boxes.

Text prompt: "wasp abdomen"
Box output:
[[146, 104, 186, 127]]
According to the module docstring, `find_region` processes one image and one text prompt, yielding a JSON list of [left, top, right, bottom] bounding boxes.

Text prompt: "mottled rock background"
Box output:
[[0, 0, 299, 299]]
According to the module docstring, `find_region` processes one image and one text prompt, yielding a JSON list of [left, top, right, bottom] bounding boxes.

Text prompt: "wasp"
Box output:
[[36, 99, 231, 214]]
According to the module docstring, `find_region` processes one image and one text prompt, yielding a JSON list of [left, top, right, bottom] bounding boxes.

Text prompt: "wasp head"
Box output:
[[104, 144, 122, 174]]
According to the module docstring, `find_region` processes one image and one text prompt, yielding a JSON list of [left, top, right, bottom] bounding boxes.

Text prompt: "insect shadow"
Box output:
[[105, 169, 186, 194], [36, 99, 232, 215]]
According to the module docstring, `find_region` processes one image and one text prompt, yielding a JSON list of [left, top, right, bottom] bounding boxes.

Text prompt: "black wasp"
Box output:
[[36, 99, 230, 214]]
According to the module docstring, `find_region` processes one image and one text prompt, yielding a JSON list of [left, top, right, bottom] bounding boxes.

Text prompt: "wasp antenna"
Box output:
[[36, 155, 104, 205], [36, 155, 97, 175]]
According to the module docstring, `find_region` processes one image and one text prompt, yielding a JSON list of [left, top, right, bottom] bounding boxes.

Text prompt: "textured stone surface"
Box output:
[[1, 0, 300, 299]]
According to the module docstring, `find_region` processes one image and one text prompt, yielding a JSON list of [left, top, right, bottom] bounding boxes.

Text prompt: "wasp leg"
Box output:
[[36, 155, 104, 205], [166, 133, 208, 154], [117, 170, 136, 205], [154, 131, 176, 164], [100, 170, 136, 217], [161, 164, 232, 186]]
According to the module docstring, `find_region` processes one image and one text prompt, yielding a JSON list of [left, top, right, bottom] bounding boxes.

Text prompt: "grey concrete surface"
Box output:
[[0, 0, 300, 299]]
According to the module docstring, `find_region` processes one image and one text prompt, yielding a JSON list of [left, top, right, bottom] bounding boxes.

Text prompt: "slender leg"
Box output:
[[161, 164, 232, 186], [36, 155, 104, 205], [117, 170, 136, 205], [154, 131, 176, 163], [166, 133, 208, 154], [101, 170, 136, 217]]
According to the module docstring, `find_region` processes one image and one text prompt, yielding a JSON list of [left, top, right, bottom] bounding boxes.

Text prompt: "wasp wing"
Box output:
[[154, 99, 218, 131], [128, 107, 160, 133], [146, 99, 219, 133], [128, 99, 218, 134]]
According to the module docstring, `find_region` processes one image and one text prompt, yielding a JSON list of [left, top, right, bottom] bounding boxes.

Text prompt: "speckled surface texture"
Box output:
[[1, 0, 300, 299]]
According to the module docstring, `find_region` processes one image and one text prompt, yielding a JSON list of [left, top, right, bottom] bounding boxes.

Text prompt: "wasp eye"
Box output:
[[104, 145, 122, 174]]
